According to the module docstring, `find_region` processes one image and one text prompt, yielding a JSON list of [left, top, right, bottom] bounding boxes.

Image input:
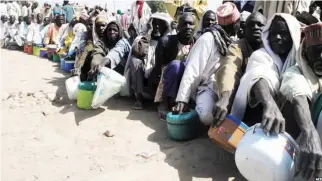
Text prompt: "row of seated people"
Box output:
[[2, 2, 322, 180], [79, 3, 322, 180]]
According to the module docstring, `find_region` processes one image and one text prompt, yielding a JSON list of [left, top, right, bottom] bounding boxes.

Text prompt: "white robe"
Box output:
[[230, 13, 301, 120], [129, 1, 151, 34], [175, 32, 221, 125], [26, 23, 45, 45], [0, 21, 7, 40], [0, 3, 8, 17]]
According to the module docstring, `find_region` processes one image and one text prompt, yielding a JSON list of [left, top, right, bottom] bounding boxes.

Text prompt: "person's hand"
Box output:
[[212, 94, 230, 127], [261, 102, 285, 134], [172, 102, 188, 114], [295, 130, 322, 180]]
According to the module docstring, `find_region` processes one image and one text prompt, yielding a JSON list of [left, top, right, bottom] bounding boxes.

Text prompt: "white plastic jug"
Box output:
[[65, 76, 80, 100], [91, 67, 126, 109], [235, 124, 298, 181]]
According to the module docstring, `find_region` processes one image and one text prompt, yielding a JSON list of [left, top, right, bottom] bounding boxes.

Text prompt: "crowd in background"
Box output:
[[1, 0, 322, 180]]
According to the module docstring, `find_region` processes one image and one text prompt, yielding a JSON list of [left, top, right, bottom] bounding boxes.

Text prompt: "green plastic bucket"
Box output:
[[166, 110, 199, 141], [33, 46, 41, 57], [53, 54, 60, 62], [77, 81, 97, 110]]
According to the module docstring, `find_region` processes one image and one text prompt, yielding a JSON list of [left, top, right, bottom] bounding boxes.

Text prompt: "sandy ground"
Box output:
[[1, 49, 246, 181]]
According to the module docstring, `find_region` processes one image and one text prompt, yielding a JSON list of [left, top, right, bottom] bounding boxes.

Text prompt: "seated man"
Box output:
[[0, 15, 8, 45], [88, 20, 131, 77], [213, 12, 266, 126], [172, 4, 240, 125], [26, 13, 45, 45], [279, 22, 322, 181], [3, 15, 20, 49], [44, 14, 68, 46], [230, 13, 301, 134], [125, 12, 173, 109], [154, 12, 196, 120]]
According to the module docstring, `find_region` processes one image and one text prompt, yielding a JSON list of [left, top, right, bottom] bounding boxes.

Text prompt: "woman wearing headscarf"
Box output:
[[194, 9, 217, 40], [86, 16, 131, 79], [230, 13, 301, 134]]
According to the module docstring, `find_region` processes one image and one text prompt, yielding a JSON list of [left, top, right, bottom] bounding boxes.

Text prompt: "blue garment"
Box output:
[[53, 5, 62, 15], [62, 5, 74, 23]]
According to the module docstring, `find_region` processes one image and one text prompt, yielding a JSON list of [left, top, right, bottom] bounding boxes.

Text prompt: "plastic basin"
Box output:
[[166, 110, 199, 141], [39, 48, 47, 58], [52, 54, 60, 62], [235, 124, 297, 181]]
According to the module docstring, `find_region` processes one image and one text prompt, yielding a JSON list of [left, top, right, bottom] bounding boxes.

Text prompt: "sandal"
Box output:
[[132, 101, 143, 110]]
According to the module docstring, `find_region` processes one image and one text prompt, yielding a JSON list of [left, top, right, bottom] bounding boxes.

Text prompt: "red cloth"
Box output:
[[137, 0, 144, 19]]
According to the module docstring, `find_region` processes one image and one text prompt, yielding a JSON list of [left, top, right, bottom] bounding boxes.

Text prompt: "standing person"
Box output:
[[31, 2, 41, 19], [0, 0, 8, 17], [165, 0, 208, 28], [213, 12, 266, 126], [53, 3, 62, 17], [42, 3, 52, 21], [155, 13, 196, 120], [21, 1, 28, 17], [130, 0, 152, 34], [62, 0, 74, 23], [116, 9, 122, 26], [122, 9, 130, 31]]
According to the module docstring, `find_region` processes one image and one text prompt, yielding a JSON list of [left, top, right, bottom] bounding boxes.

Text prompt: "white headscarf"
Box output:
[[261, 13, 301, 74]]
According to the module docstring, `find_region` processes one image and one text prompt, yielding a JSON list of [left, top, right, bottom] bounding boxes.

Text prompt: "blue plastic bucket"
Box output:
[[60, 58, 65, 69], [64, 60, 75, 73]]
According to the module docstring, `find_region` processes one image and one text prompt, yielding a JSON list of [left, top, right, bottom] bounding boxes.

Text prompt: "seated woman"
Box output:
[[154, 13, 196, 120], [124, 12, 173, 110], [86, 17, 131, 79], [194, 9, 217, 40], [279, 22, 322, 181], [230, 13, 301, 134]]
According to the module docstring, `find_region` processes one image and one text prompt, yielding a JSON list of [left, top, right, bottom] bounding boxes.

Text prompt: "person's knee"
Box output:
[[164, 60, 185, 79], [130, 57, 143, 69], [196, 106, 214, 125]]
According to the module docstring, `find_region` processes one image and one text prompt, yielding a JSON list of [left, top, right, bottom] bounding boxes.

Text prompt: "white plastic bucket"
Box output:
[[235, 124, 298, 181]]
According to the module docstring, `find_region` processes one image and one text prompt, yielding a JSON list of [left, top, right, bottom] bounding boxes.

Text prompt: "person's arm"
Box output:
[[175, 32, 214, 103], [43, 25, 51, 45], [252, 78, 285, 133], [154, 38, 166, 81], [105, 39, 131, 68], [213, 43, 244, 124]]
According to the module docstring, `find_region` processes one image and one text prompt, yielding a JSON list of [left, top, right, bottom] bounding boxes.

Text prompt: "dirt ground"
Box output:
[[1, 49, 246, 181]]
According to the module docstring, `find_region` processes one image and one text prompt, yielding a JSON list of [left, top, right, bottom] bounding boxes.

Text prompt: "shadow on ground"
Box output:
[[105, 98, 246, 181], [45, 63, 106, 125], [45, 62, 245, 181]]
